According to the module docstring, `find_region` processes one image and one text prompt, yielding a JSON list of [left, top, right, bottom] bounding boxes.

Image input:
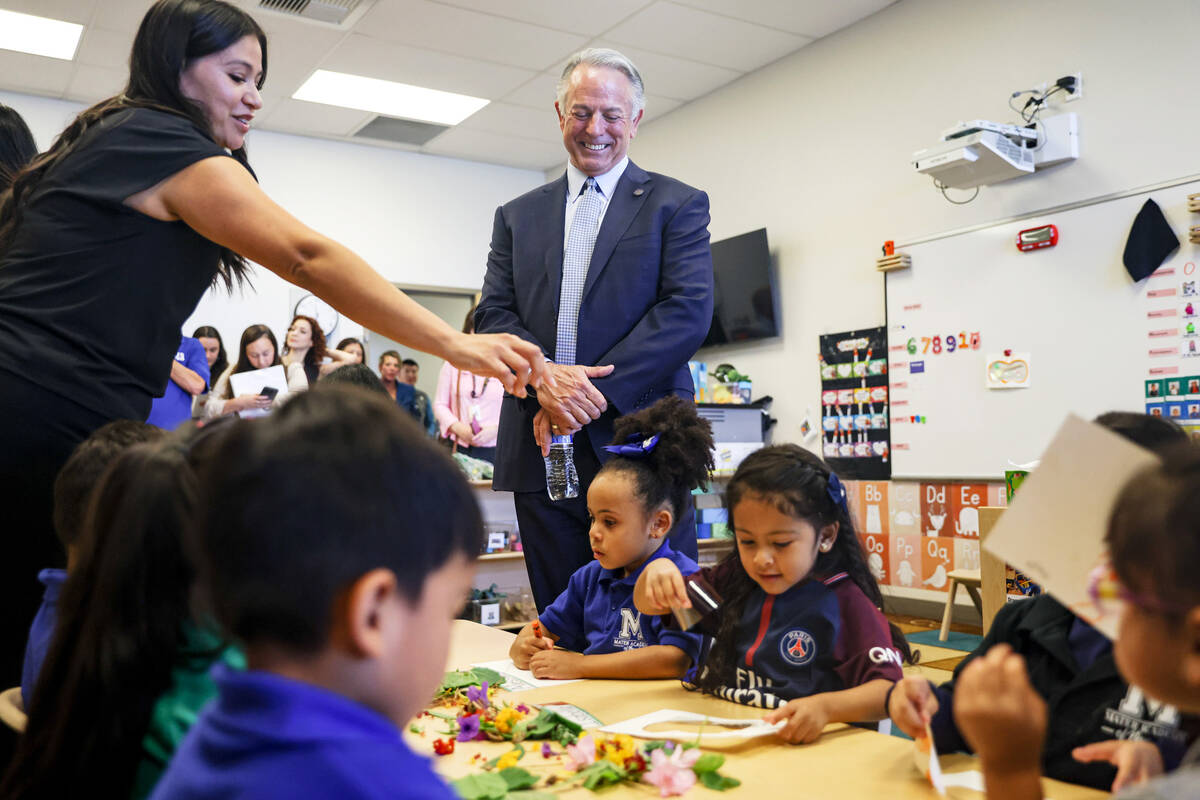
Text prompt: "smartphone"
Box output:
[[259, 386, 279, 400]]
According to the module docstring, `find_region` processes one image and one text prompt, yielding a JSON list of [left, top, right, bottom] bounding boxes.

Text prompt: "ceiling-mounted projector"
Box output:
[[912, 127, 1033, 190]]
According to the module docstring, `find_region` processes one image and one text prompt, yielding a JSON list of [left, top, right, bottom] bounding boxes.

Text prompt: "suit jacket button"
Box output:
[[633, 188, 644, 196]]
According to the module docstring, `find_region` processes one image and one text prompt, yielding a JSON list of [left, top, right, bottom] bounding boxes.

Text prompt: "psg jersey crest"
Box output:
[[780, 629, 816, 666]]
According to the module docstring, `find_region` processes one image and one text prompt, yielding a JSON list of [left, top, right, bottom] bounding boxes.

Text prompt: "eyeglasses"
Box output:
[[1086, 557, 1188, 617]]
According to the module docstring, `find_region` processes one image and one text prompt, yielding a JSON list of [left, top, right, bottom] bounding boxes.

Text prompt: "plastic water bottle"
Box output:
[[544, 434, 579, 501]]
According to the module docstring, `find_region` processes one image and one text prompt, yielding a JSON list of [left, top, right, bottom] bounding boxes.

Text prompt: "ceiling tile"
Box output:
[[254, 12, 350, 95], [0, 0, 97, 24], [672, 0, 894, 38], [500, 70, 559, 110], [586, 42, 741, 101], [65, 64, 126, 104], [321, 35, 535, 99], [358, 0, 587, 72], [457, 101, 561, 143], [641, 93, 681, 119], [423, 126, 563, 171], [605, 2, 810, 73], [429, 0, 651, 36], [258, 98, 372, 137], [75, 26, 131, 69], [91, 0, 160, 31], [0, 50, 75, 97]]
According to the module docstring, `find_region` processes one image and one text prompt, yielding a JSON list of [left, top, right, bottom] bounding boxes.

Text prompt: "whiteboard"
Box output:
[[886, 177, 1200, 478]]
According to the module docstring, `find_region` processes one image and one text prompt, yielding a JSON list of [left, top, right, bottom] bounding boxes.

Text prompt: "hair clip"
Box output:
[[603, 432, 661, 459], [826, 471, 849, 515]]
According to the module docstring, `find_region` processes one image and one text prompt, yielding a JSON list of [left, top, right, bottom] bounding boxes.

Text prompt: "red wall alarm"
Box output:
[[1017, 224, 1058, 252]]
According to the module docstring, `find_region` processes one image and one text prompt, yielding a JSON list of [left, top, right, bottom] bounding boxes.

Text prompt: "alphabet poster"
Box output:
[[819, 327, 891, 480]]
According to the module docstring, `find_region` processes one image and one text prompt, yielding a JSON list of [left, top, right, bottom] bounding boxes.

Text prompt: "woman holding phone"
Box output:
[[205, 325, 306, 418]]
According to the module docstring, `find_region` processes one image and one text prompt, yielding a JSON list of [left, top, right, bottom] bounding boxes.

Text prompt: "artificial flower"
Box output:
[[496, 748, 523, 770], [565, 735, 596, 770], [599, 734, 636, 765], [456, 713, 481, 741], [643, 745, 701, 796], [494, 706, 524, 734], [541, 742, 554, 758]]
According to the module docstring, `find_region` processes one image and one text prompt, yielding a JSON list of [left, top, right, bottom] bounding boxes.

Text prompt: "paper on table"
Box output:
[[600, 709, 783, 742], [913, 724, 946, 796], [228, 365, 289, 419], [983, 414, 1158, 639], [470, 659, 583, 692], [939, 771, 1056, 799]]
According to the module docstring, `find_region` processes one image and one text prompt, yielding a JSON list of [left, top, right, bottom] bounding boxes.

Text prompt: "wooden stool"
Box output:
[[939, 569, 983, 641]]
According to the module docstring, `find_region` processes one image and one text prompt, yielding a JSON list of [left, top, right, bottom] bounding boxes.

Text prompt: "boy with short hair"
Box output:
[[21, 420, 162, 708], [151, 387, 479, 799]]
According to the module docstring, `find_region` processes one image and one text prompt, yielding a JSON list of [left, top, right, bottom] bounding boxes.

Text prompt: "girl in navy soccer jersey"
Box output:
[[635, 444, 915, 744], [509, 396, 712, 679]]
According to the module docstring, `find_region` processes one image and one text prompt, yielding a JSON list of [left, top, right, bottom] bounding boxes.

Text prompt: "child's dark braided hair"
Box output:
[[696, 444, 916, 696], [598, 395, 715, 521]]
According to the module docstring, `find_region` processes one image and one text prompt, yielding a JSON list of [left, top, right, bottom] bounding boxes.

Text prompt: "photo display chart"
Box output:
[[886, 177, 1200, 479], [819, 327, 891, 480], [1141, 262, 1200, 428]]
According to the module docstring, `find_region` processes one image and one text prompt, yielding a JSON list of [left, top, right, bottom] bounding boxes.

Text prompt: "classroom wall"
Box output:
[[0, 89, 544, 349], [623, 0, 1200, 446]]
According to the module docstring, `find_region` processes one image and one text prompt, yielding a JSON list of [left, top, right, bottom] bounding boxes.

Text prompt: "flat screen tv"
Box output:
[[701, 227, 778, 347]]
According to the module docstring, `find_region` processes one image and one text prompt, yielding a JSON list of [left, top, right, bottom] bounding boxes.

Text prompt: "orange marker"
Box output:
[[532, 620, 542, 639]]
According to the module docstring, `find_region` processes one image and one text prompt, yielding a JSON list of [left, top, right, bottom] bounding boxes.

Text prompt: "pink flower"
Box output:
[[642, 746, 700, 797], [565, 736, 596, 770]]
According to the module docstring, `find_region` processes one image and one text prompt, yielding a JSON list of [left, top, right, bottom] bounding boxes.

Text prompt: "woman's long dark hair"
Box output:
[[222, 324, 279, 398], [0, 0, 267, 289], [0, 103, 37, 193], [696, 444, 915, 695], [0, 442, 201, 798], [192, 324, 228, 382]]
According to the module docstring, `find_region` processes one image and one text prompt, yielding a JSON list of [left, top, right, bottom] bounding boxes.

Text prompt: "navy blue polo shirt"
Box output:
[[692, 568, 903, 709], [539, 539, 704, 666], [150, 665, 453, 800]]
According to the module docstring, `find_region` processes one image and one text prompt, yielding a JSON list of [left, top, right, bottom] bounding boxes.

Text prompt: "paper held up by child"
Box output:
[[599, 709, 783, 744], [469, 659, 584, 692], [228, 365, 290, 418], [914, 723, 947, 795], [983, 414, 1159, 638]]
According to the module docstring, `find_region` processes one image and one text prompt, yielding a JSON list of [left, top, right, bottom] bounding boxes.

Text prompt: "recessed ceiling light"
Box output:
[[293, 70, 488, 126], [0, 9, 83, 61]]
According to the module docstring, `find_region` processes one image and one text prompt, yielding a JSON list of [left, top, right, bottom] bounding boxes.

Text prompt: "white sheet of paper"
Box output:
[[228, 365, 289, 418], [470, 659, 584, 692], [912, 725, 946, 796], [983, 414, 1158, 639], [600, 709, 783, 741]]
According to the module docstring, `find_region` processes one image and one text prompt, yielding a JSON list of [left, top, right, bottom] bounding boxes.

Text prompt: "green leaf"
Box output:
[[508, 793, 555, 800], [499, 767, 538, 791], [692, 753, 725, 773], [642, 740, 668, 754], [575, 761, 627, 791], [472, 666, 504, 687], [451, 773, 509, 800], [441, 670, 478, 690], [699, 771, 741, 791], [408, 723, 424, 734]]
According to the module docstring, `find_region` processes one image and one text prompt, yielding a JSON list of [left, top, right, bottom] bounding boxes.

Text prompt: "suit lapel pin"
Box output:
[[633, 188, 644, 196]]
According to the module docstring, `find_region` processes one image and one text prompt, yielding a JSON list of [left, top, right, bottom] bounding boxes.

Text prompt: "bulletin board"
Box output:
[[886, 175, 1200, 479]]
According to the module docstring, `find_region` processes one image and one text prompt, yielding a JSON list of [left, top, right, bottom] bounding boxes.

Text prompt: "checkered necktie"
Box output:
[[555, 177, 602, 365]]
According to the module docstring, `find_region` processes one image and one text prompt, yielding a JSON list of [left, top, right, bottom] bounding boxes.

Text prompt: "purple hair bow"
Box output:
[[603, 433, 661, 458]]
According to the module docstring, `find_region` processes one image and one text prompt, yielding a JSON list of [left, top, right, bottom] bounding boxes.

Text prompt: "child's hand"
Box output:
[[637, 558, 688, 613], [528, 649, 583, 680], [888, 676, 939, 740], [953, 644, 1046, 776], [763, 695, 831, 744], [509, 623, 552, 669], [1073, 739, 1164, 791]]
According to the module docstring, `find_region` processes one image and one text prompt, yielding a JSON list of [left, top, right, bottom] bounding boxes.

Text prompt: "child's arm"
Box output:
[[763, 678, 893, 744], [633, 558, 689, 615], [509, 620, 556, 669], [954, 644, 1047, 800], [528, 644, 691, 680]]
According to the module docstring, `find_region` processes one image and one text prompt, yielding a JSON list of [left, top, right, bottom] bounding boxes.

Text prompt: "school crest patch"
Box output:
[[779, 629, 816, 666]]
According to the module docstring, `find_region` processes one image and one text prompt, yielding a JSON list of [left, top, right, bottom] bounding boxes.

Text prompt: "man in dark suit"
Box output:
[[476, 48, 714, 611]]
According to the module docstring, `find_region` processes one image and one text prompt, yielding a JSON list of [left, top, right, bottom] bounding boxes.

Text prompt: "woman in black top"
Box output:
[[0, 0, 544, 684]]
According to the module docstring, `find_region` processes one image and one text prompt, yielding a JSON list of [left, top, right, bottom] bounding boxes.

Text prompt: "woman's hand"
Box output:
[[764, 696, 831, 744], [635, 558, 688, 614], [1073, 739, 1164, 791], [888, 676, 939, 739], [444, 332, 547, 398], [231, 394, 272, 413], [449, 421, 475, 446]]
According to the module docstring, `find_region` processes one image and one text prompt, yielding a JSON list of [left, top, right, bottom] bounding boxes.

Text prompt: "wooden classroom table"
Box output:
[[409, 621, 1108, 799]]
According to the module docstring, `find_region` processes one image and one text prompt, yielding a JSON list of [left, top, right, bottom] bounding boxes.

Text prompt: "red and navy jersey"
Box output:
[[690, 566, 903, 709]]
